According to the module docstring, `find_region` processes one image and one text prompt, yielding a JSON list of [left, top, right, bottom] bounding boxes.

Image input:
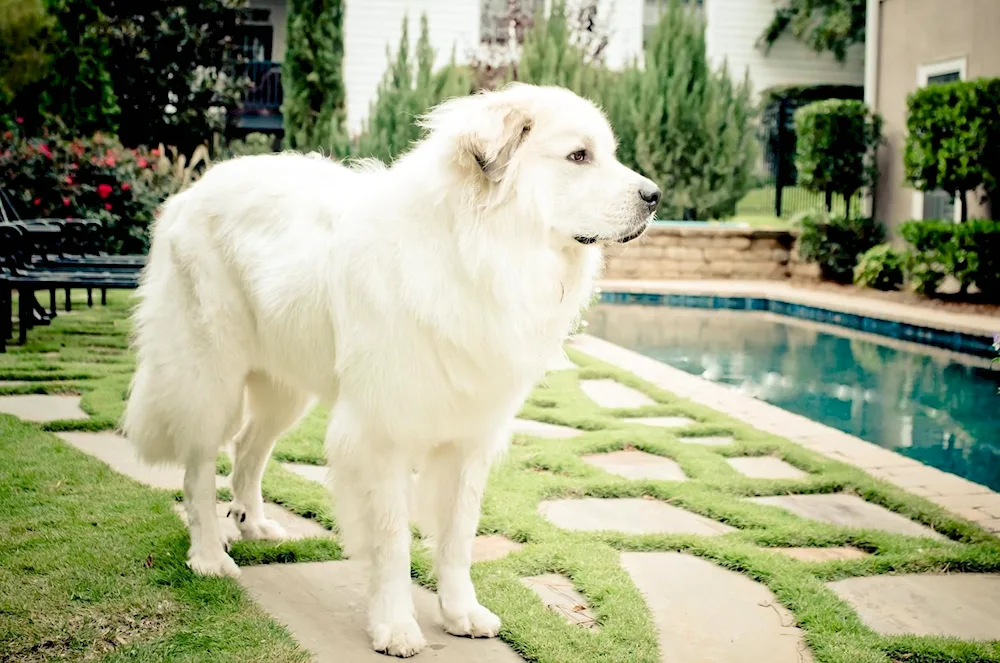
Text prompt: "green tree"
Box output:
[[904, 78, 1000, 222], [283, 0, 348, 155], [354, 14, 470, 162], [0, 0, 55, 128], [514, 0, 599, 97], [98, 0, 250, 153], [794, 99, 883, 214], [758, 0, 866, 63], [633, 0, 756, 219]]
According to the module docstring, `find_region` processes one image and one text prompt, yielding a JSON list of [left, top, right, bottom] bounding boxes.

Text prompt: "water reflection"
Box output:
[[585, 304, 1000, 490]]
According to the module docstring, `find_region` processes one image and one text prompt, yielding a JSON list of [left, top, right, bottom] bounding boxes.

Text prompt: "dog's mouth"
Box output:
[[574, 225, 648, 246], [574, 235, 598, 245]]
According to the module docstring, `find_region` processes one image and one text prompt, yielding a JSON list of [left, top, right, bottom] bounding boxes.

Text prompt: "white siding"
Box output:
[[344, 0, 480, 135], [597, 0, 644, 69], [704, 0, 864, 97]]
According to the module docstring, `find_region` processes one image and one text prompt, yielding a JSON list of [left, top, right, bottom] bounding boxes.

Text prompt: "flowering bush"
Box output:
[[0, 123, 186, 253]]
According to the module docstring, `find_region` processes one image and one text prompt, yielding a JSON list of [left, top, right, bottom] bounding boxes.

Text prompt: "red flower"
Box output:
[[65, 175, 74, 185], [69, 162, 79, 170], [71, 143, 85, 157], [120, 182, 131, 192], [33, 197, 41, 206], [104, 156, 116, 167], [104, 203, 112, 211], [62, 197, 71, 206], [150, 148, 160, 157], [15, 117, 23, 124], [39, 143, 52, 159], [137, 157, 148, 168], [97, 183, 113, 199]]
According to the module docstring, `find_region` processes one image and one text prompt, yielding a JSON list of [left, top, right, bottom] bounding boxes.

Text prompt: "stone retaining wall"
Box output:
[[603, 225, 820, 281]]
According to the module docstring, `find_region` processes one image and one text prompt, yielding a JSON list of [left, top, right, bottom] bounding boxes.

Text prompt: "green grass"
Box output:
[[3, 292, 1000, 662]]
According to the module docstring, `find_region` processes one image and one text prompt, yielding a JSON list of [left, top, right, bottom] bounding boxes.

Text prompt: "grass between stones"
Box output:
[[2, 292, 1000, 663]]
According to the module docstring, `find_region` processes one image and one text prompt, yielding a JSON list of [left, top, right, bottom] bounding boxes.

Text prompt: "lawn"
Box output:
[[3, 292, 1000, 663]]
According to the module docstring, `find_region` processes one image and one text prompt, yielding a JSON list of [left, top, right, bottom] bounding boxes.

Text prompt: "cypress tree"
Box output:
[[283, 0, 348, 156]]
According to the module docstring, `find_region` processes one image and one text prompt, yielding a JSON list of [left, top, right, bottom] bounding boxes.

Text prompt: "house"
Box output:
[[868, 0, 1000, 228], [231, 0, 863, 138]]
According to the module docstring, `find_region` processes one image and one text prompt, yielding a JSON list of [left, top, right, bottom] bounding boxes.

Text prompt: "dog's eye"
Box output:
[[567, 149, 588, 163]]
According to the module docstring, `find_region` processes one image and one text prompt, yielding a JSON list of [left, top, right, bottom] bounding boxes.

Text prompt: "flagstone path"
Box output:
[[6, 334, 1000, 661]]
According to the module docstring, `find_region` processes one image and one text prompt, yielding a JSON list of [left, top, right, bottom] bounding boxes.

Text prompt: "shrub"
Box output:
[[0, 0, 55, 130], [904, 78, 1000, 221], [224, 132, 276, 158], [794, 99, 883, 214], [283, 0, 348, 155], [854, 244, 905, 291], [631, 0, 756, 220], [515, 0, 600, 96], [796, 212, 885, 283], [0, 127, 204, 253], [900, 219, 1000, 297]]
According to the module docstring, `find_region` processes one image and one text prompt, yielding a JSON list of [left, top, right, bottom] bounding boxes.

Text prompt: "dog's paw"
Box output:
[[369, 619, 426, 658], [228, 504, 287, 541], [187, 549, 240, 578], [441, 603, 502, 639]]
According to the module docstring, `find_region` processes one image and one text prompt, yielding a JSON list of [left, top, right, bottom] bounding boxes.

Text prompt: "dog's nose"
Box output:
[[639, 185, 661, 211]]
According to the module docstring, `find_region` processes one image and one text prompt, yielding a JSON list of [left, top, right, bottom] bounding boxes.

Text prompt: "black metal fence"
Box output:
[[242, 60, 283, 111], [738, 97, 860, 219]]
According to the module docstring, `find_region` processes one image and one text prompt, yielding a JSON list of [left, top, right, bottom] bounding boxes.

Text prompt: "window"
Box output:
[[912, 57, 968, 222], [481, 0, 544, 45]]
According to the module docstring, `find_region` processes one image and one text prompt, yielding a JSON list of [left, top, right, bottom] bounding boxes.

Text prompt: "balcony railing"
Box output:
[[242, 60, 283, 111]]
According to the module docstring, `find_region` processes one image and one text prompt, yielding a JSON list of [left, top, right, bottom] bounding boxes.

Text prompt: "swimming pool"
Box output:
[[585, 304, 1000, 491]]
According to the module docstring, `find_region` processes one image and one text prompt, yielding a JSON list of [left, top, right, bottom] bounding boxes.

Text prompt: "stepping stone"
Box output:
[[173, 502, 330, 540], [539, 498, 734, 536], [771, 547, 869, 562], [512, 418, 582, 439], [727, 457, 807, 480], [678, 435, 734, 446], [749, 494, 944, 540], [579, 379, 654, 409], [473, 535, 523, 563], [623, 416, 695, 429], [0, 394, 87, 422], [57, 432, 230, 491], [622, 552, 812, 663], [240, 561, 524, 662], [282, 462, 328, 485], [520, 574, 598, 629], [0, 381, 28, 387], [547, 354, 577, 372], [582, 449, 687, 481], [827, 573, 1000, 640]]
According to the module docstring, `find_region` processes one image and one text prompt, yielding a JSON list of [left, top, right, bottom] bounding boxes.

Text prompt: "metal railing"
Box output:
[[242, 60, 283, 111]]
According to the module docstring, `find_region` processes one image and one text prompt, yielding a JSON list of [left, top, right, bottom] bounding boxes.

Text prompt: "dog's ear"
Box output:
[[458, 102, 532, 182], [423, 92, 533, 183]]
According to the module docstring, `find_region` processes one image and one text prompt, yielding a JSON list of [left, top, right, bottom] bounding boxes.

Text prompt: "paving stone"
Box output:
[[622, 552, 811, 663], [771, 547, 869, 562], [827, 573, 1000, 640], [749, 494, 944, 540], [57, 432, 230, 491], [520, 574, 598, 629], [511, 418, 582, 439], [539, 498, 734, 536], [473, 535, 523, 563], [0, 394, 87, 422], [622, 416, 695, 429], [579, 379, 654, 409], [282, 462, 329, 485], [172, 502, 330, 540], [677, 435, 734, 446], [727, 456, 808, 480], [0, 381, 28, 387], [240, 561, 524, 662], [582, 449, 687, 481]]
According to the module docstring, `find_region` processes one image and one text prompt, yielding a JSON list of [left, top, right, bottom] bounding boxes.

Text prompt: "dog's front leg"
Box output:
[[422, 443, 502, 639]]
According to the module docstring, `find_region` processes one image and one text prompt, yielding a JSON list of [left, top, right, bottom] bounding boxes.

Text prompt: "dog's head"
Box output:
[[420, 83, 659, 245]]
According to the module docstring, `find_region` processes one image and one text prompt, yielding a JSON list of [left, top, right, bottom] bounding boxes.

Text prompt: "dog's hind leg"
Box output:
[[227, 372, 310, 540], [327, 402, 426, 658], [417, 441, 502, 639]]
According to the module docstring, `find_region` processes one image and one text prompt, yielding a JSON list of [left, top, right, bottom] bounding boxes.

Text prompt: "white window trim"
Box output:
[[911, 56, 968, 222]]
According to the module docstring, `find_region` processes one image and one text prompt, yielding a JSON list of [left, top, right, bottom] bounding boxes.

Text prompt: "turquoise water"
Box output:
[[586, 304, 1000, 491]]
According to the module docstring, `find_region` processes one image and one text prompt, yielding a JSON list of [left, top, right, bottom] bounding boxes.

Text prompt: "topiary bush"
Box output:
[[796, 212, 885, 283], [904, 78, 1000, 222], [794, 99, 883, 215], [899, 219, 1000, 297], [854, 244, 906, 291]]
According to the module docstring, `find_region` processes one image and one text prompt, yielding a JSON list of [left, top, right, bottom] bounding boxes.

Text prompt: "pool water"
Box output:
[[585, 304, 1000, 491]]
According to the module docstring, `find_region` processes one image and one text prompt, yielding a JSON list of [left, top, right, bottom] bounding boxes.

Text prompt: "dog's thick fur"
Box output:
[[122, 83, 658, 658]]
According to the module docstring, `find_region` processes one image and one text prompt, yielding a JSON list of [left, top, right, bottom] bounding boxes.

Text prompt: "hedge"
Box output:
[[900, 220, 1000, 297]]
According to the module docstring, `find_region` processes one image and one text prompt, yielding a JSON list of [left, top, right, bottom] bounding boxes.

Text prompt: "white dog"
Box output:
[[122, 83, 659, 657]]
